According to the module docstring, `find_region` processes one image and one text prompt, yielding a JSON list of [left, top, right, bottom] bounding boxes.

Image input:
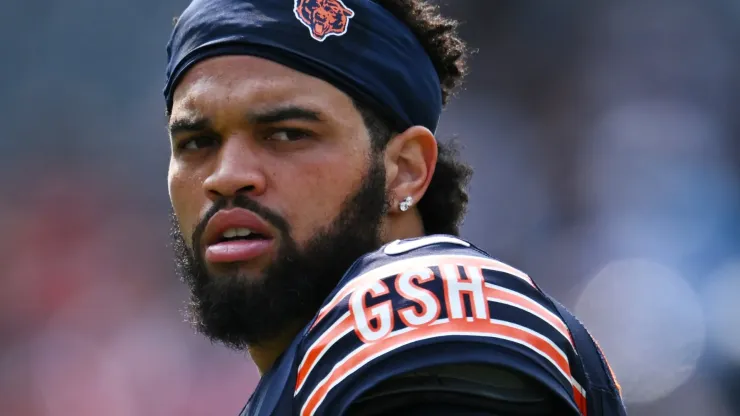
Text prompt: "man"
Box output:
[[164, 0, 627, 414]]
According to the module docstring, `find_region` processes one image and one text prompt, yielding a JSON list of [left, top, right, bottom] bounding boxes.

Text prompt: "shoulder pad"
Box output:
[[293, 235, 588, 416]]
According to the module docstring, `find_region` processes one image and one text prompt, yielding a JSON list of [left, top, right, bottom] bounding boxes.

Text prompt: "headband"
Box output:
[[164, 0, 443, 133]]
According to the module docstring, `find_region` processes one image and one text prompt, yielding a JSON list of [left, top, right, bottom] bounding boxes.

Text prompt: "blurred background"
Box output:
[[2, 0, 739, 415]]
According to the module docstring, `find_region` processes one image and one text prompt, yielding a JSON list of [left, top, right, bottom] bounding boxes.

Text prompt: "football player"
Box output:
[[164, 0, 627, 414]]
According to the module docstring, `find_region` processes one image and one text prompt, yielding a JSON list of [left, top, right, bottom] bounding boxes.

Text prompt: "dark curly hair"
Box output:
[[356, 0, 473, 236]]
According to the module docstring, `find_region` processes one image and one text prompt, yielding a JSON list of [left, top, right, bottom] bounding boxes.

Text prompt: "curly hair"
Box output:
[[357, 0, 473, 236]]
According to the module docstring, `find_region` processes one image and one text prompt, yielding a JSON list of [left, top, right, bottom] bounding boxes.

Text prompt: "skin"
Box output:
[[167, 55, 438, 372]]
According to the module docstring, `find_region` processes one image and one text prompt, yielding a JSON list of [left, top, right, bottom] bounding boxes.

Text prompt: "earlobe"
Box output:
[[384, 125, 437, 213]]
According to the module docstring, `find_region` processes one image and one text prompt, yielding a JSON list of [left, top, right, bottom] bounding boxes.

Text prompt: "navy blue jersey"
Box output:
[[240, 235, 626, 416]]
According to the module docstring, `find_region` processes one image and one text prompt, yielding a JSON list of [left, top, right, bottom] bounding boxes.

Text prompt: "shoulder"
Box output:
[[293, 235, 585, 416]]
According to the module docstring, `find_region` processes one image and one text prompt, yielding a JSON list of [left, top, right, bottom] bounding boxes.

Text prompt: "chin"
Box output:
[[206, 261, 270, 282]]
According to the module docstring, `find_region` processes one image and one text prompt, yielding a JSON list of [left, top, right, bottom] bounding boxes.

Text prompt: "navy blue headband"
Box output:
[[164, 0, 443, 133]]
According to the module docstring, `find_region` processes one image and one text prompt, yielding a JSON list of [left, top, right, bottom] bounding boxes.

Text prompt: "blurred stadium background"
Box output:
[[2, 0, 740, 415]]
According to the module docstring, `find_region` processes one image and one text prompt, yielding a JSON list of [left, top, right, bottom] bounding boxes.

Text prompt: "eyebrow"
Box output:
[[168, 105, 324, 136], [168, 116, 212, 136], [246, 106, 323, 125]]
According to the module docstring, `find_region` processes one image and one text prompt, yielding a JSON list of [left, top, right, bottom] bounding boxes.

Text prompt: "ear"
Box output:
[[383, 125, 437, 214]]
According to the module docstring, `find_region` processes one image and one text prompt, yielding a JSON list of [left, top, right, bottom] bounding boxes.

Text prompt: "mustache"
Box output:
[[191, 194, 291, 253]]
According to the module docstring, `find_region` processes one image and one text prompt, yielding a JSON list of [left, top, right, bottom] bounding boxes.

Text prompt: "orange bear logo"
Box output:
[[294, 0, 355, 42]]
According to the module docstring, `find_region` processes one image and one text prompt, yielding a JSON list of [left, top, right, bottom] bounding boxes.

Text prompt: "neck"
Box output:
[[248, 323, 302, 375], [384, 207, 426, 242]]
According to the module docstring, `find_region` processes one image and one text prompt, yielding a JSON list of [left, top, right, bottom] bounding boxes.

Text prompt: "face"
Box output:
[[168, 56, 389, 349]]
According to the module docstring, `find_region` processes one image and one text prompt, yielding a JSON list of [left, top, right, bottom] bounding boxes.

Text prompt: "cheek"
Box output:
[[277, 153, 367, 244], [168, 160, 205, 242]]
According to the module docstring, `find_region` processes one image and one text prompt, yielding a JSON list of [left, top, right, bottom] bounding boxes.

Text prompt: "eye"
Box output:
[[266, 129, 312, 142], [178, 136, 217, 151]]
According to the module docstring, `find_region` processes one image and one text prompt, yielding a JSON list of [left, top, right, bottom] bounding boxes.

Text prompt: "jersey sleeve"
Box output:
[[292, 243, 588, 416]]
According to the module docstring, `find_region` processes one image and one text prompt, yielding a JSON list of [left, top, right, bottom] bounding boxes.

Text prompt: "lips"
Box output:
[[202, 208, 275, 264]]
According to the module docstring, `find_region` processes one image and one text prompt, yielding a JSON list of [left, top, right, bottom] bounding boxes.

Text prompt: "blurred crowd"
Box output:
[[2, 1, 739, 415]]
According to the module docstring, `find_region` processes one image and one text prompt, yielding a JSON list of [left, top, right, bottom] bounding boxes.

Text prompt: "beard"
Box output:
[[171, 155, 389, 350]]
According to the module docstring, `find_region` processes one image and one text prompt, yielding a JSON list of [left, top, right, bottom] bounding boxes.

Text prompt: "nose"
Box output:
[[203, 137, 267, 201]]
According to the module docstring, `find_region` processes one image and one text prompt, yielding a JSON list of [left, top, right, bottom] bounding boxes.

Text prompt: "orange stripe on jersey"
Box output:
[[295, 312, 353, 394], [574, 388, 588, 416], [484, 283, 574, 346], [299, 318, 586, 416], [310, 254, 534, 330]]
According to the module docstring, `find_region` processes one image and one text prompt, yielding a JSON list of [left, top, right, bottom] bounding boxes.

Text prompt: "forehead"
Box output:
[[171, 55, 357, 119]]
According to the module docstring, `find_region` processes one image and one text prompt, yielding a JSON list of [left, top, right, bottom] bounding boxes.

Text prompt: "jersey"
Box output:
[[240, 235, 626, 416]]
